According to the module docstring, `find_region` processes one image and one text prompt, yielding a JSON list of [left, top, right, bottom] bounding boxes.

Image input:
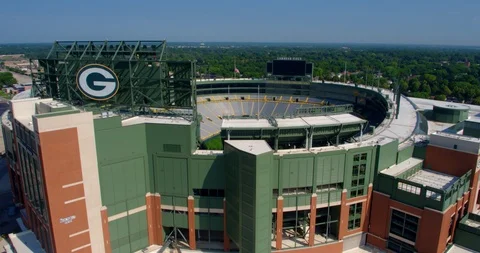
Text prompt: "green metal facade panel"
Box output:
[[376, 139, 398, 172], [154, 156, 188, 196], [195, 214, 224, 231], [453, 229, 480, 252], [224, 142, 273, 253], [316, 153, 345, 185], [413, 145, 427, 159], [162, 211, 189, 228], [109, 211, 148, 253], [397, 146, 414, 164], [146, 123, 196, 155], [433, 107, 469, 123], [194, 196, 223, 209], [99, 157, 147, 216], [95, 124, 148, 168], [282, 157, 314, 188], [463, 121, 480, 138], [93, 116, 122, 131], [454, 214, 480, 252], [190, 156, 225, 189], [224, 144, 241, 243]]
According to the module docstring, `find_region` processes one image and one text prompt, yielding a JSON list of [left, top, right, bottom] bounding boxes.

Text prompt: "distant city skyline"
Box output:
[[1, 0, 480, 46]]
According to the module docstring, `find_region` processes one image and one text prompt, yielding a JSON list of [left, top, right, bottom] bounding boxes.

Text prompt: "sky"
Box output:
[[1, 0, 480, 46]]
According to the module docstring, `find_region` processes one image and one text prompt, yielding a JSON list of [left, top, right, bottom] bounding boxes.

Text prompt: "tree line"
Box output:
[[1, 43, 480, 104]]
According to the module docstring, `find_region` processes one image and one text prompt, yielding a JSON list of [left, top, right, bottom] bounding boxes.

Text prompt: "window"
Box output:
[[316, 183, 343, 192], [397, 182, 421, 195], [192, 189, 225, 197], [348, 203, 362, 230], [448, 215, 454, 239], [360, 153, 367, 161], [313, 206, 340, 245], [359, 164, 366, 176], [389, 209, 419, 243], [351, 161, 367, 197], [387, 237, 416, 253], [353, 154, 360, 161], [352, 165, 359, 175], [282, 187, 312, 196], [426, 190, 441, 201]]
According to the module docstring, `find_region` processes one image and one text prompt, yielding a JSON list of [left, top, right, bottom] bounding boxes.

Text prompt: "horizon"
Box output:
[[1, 1, 480, 46], [1, 41, 480, 49]]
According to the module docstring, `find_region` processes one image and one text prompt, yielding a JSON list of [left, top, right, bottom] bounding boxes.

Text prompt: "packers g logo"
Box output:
[[76, 64, 119, 101]]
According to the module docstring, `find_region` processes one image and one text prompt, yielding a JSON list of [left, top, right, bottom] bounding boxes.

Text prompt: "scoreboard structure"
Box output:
[[34, 40, 197, 120], [266, 57, 313, 82]]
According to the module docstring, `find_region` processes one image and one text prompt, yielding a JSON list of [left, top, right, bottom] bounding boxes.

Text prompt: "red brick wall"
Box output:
[[425, 145, 477, 177]]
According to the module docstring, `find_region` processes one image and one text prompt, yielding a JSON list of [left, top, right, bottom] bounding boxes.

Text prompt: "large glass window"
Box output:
[[347, 203, 362, 230], [350, 152, 368, 197], [389, 209, 419, 243], [313, 206, 340, 245], [387, 237, 416, 253]]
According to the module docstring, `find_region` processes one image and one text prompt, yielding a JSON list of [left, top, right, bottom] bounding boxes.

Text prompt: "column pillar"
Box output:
[[223, 198, 230, 251], [154, 194, 163, 244], [338, 189, 348, 240], [187, 196, 196, 250], [451, 197, 463, 243], [275, 196, 284, 250], [100, 206, 112, 253], [362, 184, 373, 232], [308, 194, 317, 246], [146, 193, 157, 245], [468, 170, 479, 213]]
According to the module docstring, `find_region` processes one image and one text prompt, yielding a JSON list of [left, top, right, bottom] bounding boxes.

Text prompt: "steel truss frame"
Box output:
[[34, 40, 197, 120]]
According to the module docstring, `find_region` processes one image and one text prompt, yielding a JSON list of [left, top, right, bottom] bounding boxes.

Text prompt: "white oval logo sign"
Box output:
[[76, 64, 119, 101]]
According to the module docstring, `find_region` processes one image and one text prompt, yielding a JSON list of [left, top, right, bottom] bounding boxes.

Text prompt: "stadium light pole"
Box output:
[[257, 84, 260, 120]]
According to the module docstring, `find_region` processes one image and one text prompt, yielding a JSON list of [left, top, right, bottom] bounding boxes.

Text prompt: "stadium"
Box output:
[[2, 41, 480, 253]]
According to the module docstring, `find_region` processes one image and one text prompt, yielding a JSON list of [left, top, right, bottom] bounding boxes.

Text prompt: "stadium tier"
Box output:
[[2, 42, 480, 253], [197, 94, 333, 140]]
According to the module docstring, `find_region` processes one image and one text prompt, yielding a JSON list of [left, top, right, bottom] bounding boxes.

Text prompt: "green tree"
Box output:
[[409, 79, 421, 92], [0, 72, 17, 86], [441, 85, 452, 96], [399, 80, 409, 92], [435, 94, 446, 101]]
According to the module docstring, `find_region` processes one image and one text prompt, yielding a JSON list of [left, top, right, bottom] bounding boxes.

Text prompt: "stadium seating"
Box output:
[[197, 94, 339, 140]]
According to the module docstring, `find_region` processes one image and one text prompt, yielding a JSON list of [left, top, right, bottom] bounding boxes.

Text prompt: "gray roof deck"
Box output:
[[407, 169, 458, 190], [380, 157, 423, 177], [224, 140, 272, 155], [221, 113, 365, 130], [122, 115, 192, 126]]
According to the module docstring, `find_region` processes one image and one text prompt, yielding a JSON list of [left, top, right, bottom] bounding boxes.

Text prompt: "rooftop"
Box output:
[[221, 113, 365, 130], [221, 118, 274, 129], [380, 157, 423, 177], [122, 115, 193, 127], [408, 169, 458, 191], [225, 140, 272, 155], [431, 131, 480, 143], [465, 117, 480, 124], [275, 136, 395, 155], [434, 103, 470, 110]]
